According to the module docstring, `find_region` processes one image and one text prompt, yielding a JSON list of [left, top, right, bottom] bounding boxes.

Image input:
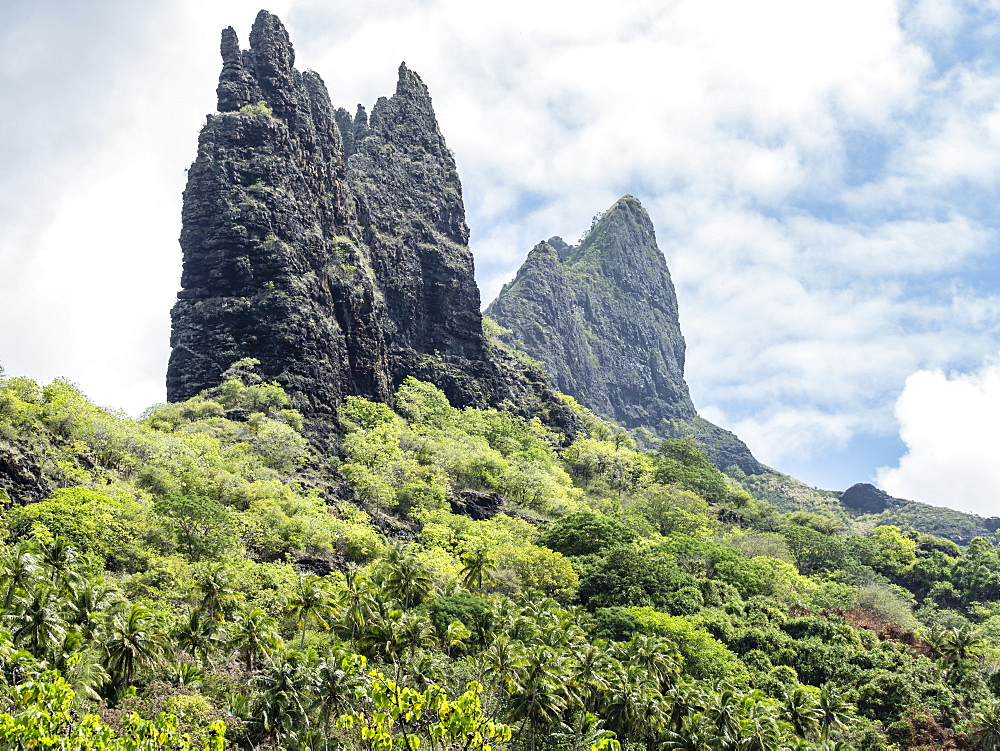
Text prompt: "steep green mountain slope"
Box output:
[[487, 196, 762, 476], [3, 365, 1000, 749]]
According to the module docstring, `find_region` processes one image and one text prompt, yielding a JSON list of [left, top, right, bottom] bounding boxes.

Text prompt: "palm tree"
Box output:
[[482, 633, 526, 691], [401, 649, 445, 691], [286, 574, 334, 648], [174, 607, 224, 666], [707, 689, 744, 747], [521, 596, 561, 625], [382, 549, 433, 608], [104, 603, 169, 698], [359, 607, 418, 662], [780, 685, 822, 739], [397, 611, 436, 659], [942, 623, 985, 664], [618, 634, 682, 692], [507, 612, 542, 643], [60, 647, 111, 705], [538, 617, 587, 649], [570, 641, 616, 713], [229, 607, 283, 671], [7, 584, 68, 658], [508, 645, 573, 751], [1, 542, 41, 611], [970, 700, 1000, 750], [65, 579, 117, 640], [488, 594, 520, 633], [550, 712, 619, 751], [922, 623, 951, 664], [196, 564, 238, 623], [560, 605, 595, 631], [310, 647, 365, 744], [442, 619, 471, 658], [735, 693, 785, 751], [817, 683, 855, 741], [460, 546, 497, 591], [171, 662, 205, 688], [38, 537, 81, 590], [254, 652, 314, 745], [664, 681, 709, 734], [601, 663, 668, 746], [661, 711, 712, 750], [336, 565, 372, 641]]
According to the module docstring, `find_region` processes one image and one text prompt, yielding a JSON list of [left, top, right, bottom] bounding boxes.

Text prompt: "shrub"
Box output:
[[7, 487, 158, 571], [538, 511, 637, 557]]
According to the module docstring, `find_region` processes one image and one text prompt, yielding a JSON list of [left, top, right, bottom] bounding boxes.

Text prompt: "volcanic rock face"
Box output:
[[344, 66, 489, 373], [487, 197, 762, 474], [167, 11, 575, 437]]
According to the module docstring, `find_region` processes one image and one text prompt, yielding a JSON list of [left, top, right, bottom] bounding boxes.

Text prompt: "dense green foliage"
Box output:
[[2, 367, 1000, 749]]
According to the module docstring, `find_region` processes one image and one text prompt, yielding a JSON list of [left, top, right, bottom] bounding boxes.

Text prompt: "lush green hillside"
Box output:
[[2, 364, 1000, 750]]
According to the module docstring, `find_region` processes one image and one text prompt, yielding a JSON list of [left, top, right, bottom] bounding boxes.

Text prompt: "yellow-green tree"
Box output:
[[0, 671, 225, 750]]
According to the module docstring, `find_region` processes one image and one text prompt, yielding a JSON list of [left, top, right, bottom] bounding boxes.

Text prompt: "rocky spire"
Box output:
[[246, 10, 297, 118], [168, 12, 390, 433], [353, 104, 369, 147], [488, 196, 762, 473], [168, 12, 579, 441], [216, 27, 251, 112], [348, 61, 482, 361]]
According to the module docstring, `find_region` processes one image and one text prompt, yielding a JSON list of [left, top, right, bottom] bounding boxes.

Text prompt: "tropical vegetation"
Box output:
[[1, 362, 1000, 749]]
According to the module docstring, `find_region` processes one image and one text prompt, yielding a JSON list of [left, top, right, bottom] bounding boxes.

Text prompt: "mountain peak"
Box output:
[[215, 10, 297, 116], [488, 196, 763, 473], [169, 12, 579, 441], [365, 63, 443, 159], [248, 10, 293, 65], [489, 195, 694, 423], [570, 195, 661, 274]]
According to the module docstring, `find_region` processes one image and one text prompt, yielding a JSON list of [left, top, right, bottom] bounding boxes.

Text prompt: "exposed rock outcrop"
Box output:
[[450, 490, 505, 521], [840, 483, 897, 515], [840, 482, 1000, 544], [487, 196, 762, 474], [167, 11, 577, 441], [0, 440, 52, 506]]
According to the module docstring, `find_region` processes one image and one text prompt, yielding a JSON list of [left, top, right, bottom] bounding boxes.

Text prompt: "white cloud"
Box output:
[[726, 407, 865, 468], [878, 358, 1000, 516], [903, 0, 965, 39]]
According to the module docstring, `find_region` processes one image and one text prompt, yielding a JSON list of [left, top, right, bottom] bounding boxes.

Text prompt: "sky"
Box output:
[[4, 0, 1000, 516]]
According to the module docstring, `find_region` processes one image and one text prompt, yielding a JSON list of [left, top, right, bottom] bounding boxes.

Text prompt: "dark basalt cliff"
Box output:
[[487, 197, 762, 474], [167, 11, 576, 438]]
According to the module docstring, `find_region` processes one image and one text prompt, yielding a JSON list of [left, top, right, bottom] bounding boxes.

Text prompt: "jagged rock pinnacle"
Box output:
[[168, 11, 579, 443], [488, 196, 763, 473], [490, 196, 695, 424], [217, 27, 249, 112]]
